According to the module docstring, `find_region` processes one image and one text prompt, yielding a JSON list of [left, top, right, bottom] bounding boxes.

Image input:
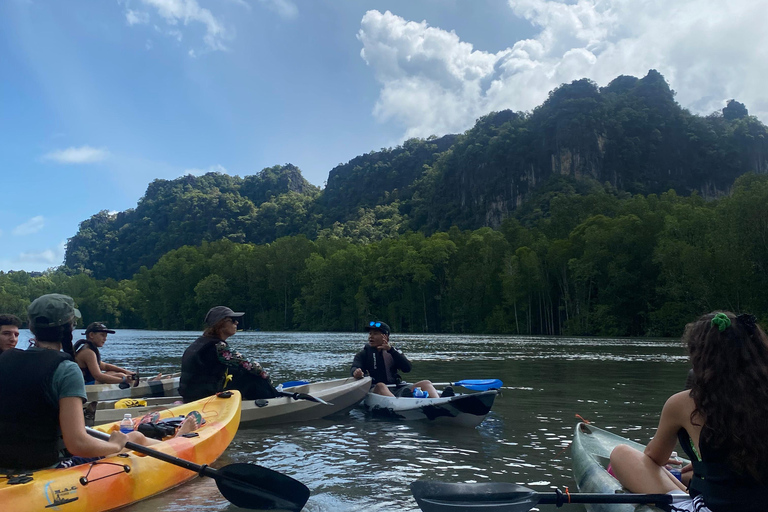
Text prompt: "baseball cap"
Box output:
[[27, 293, 82, 329], [205, 306, 245, 326], [365, 320, 391, 335], [83, 322, 116, 335]]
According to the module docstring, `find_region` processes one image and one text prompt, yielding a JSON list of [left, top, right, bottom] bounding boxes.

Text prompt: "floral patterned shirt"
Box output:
[[214, 341, 272, 384]]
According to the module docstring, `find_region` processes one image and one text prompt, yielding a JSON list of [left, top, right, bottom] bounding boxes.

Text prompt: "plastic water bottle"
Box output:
[[413, 387, 427, 398], [667, 451, 683, 482], [119, 413, 134, 434]]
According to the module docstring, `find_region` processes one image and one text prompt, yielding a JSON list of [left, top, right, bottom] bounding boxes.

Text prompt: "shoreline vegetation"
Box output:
[[3, 172, 767, 337]]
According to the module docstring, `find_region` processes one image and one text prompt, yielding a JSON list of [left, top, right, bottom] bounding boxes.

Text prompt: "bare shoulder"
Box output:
[[661, 390, 695, 422]]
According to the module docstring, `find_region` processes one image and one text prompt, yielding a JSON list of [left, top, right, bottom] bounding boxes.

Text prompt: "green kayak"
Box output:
[[571, 422, 689, 512]]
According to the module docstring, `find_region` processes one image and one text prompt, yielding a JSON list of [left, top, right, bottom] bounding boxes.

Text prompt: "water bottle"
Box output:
[[119, 413, 134, 434], [666, 451, 683, 482], [413, 387, 427, 398]]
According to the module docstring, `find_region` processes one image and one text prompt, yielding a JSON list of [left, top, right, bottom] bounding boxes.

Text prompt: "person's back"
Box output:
[[0, 347, 73, 469]]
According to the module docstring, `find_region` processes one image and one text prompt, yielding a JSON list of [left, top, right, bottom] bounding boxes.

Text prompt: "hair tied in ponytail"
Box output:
[[711, 312, 731, 332]]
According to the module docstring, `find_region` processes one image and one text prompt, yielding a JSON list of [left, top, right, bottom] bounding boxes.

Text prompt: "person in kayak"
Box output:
[[610, 311, 768, 512], [0, 294, 148, 470], [0, 314, 21, 353], [179, 305, 279, 402], [351, 320, 440, 398], [74, 322, 138, 386]]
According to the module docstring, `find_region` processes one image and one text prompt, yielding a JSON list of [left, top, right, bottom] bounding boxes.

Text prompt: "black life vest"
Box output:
[[351, 344, 411, 385], [179, 336, 227, 403], [680, 429, 768, 512], [0, 348, 73, 469], [74, 339, 101, 383]]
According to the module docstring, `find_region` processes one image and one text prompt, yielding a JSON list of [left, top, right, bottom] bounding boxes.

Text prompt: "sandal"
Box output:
[[176, 410, 205, 436], [136, 411, 161, 427]]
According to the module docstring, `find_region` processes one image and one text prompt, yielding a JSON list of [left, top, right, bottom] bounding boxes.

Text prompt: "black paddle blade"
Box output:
[[411, 481, 540, 512], [212, 463, 310, 511]]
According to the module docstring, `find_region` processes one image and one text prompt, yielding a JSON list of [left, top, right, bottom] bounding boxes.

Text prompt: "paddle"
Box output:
[[410, 481, 689, 512], [279, 380, 310, 389], [404, 379, 503, 391], [86, 427, 310, 511], [277, 390, 333, 406]]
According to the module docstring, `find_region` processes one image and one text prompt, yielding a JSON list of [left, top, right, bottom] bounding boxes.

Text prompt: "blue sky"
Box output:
[[2, 0, 766, 273]]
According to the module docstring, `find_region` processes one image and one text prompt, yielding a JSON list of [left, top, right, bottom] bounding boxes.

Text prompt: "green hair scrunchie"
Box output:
[[711, 312, 731, 332]]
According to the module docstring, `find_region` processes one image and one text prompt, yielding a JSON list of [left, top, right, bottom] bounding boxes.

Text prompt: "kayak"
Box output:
[[362, 389, 497, 427], [85, 373, 180, 402], [571, 422, 689, 512], [0, 390, 241, 512], [90, 377, 372, 427]]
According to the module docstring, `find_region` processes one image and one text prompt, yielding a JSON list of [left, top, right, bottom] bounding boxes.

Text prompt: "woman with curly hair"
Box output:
[[179, 306, 279, 402], [610, 311, 768, 511]]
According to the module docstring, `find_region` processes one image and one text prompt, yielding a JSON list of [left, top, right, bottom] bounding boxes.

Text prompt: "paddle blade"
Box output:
[[411, 481, 539, 512], [213, 463, 310, 511], [453, 379, 503, 391], [279, 380, 310, 389]]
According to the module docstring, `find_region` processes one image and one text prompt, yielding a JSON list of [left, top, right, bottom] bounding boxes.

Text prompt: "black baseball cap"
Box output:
[[365, 320, 390, 335], [83, 322, 116, 335]]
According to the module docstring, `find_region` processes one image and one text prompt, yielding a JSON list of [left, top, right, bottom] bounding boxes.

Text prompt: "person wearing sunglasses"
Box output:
[[351, 320, 439, 398], [179, 306, 279, 402]]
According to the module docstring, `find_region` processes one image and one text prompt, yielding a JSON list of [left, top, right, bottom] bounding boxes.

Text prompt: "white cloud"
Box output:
[[17, 241, 66, 266], [358, 2, 768, 140], [256, 0, 298, 20], [125, 9, 150, 25], [12, 216, 45, 236], [183, 164, 228, 176], [42, 146, 110, 164], [126, 0, 231, 51]]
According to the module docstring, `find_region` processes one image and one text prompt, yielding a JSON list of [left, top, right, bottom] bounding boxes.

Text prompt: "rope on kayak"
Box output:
[[564, 486, 572, 503], [78, 460, 131, 486], [575, 413, 591, 424]]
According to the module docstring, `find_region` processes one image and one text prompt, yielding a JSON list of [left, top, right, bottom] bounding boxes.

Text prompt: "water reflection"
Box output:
[[74, 331, 688, 511]]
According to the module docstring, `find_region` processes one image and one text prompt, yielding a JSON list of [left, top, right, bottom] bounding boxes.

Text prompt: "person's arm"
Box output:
[[100, 361, 134, 376], [59, 396, 128, 457], [351, 349, 366, 378], [77, 350, 125, 384], [389, 347, 412, 373], [644, 391, 689, 466], [215, 342, 269, 378]]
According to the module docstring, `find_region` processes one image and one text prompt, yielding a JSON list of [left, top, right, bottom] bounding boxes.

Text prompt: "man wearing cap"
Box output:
[[351, 320, 439, 397], [0, 314, 21, 353], [74, 322, 136, 386], [179, 306, 279, 402], [0, 294, 135, 470]]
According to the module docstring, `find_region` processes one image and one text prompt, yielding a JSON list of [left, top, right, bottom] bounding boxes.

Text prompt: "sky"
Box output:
[[1, 0, 767, 273]]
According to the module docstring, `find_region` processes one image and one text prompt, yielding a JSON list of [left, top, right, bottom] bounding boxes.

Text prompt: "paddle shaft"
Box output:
[[86, 427, 216, 476], [538, 490, 674, 505], [276, 390, 332, 405]]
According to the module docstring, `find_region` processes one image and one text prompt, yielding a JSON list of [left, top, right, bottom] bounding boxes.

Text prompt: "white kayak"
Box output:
[[571, 422, 690, 512], [362, 389, 497, 427], [85, 373, 180, 402], [90, 377, 371, 427]]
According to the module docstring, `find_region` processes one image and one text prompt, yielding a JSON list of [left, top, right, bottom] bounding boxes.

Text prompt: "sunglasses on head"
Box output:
[[369, 321, 381, 328]]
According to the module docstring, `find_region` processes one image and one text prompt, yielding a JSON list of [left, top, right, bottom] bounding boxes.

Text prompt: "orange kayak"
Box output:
[[0, 391, 241, 511]]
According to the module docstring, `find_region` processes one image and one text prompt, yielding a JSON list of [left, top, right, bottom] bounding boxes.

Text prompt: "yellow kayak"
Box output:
[[0, 391, 241, 511]]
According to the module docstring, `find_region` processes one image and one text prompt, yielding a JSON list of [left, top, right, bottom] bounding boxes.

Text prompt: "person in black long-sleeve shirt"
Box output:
[[350, 320, 439, 398]]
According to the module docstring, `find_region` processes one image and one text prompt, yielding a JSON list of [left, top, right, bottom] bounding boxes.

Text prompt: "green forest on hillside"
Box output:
[[3, 70, 768, 336], [3, 173, 768, 337]]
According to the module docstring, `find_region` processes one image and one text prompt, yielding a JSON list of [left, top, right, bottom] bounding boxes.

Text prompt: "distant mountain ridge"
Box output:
[[65, 70, 768, 280]]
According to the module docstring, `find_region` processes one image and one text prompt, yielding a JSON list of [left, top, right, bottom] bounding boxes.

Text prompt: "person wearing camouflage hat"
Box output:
[[0, 294, 132, 470]]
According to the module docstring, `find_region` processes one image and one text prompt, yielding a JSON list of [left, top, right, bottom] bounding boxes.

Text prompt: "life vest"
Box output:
[[0, 348, 72, 469], [352, 344, 411, 385], [680, 429, 767, 512], [179, 336, 227, 403], [74, 339, 101, 383]]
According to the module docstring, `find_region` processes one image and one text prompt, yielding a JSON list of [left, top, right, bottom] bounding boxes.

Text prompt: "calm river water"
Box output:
[[18, 330, 690, 511]]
